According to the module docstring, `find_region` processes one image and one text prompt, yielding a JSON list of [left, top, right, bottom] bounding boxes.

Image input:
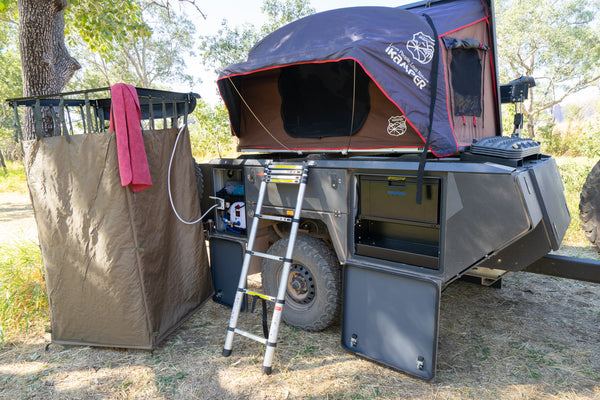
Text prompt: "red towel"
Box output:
[[109, 83, 152, 192]]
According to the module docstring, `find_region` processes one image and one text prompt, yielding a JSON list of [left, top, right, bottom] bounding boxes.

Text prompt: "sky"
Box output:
[[184, 1, 413, 104]]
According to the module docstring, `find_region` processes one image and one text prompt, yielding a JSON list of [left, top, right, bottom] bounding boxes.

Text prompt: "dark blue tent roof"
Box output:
[[218, 0, 494, 156]]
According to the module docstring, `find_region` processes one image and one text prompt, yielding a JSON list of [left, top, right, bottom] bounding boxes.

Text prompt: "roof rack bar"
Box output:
[[33, 98, 42, 139], [6, 87, 111, 103], [79, 105, 86, 135], [50, 106, 58, 137], [184, 98, 189, 125], [12, 102, 22, 142], [67, 105, 74, 134], [172, 99, 177, 128], [84, 93, 93, 134], [148, 95, 155, 130], [162, 98, 167, 129], [58, 97, 71, 142]]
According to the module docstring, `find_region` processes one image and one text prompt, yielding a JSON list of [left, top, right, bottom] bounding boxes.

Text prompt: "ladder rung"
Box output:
[[247, 250, 291, 263], [269, 164, 303, 171], [265, 176, 302, 184], [256, 214, 293, 223], [242, 289, 277, 303], [234, 328, 268, 345], [266, 169, 302, 175]]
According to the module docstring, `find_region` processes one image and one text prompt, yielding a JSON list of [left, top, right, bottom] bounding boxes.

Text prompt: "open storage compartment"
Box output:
[[354, 175, 441, 269], [212, 167, 247, 235]]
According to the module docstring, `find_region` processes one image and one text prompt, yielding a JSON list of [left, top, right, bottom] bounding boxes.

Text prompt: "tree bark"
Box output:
[[18, 0, 81, 140]]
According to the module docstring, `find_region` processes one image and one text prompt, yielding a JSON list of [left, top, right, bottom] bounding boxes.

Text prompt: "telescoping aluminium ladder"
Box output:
[[222, 161, 312, 374]]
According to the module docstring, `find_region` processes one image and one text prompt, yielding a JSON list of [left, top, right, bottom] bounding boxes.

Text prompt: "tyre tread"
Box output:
[[261, 235, 341, 332], [580, 160, 600, 253]]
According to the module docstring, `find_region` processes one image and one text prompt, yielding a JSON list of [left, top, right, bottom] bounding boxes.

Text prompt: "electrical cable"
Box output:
[[168, 124, 218, 225], [227, 77, 291, 151]]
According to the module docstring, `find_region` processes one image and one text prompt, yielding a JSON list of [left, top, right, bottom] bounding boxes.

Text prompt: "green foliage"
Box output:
[[66, 2, 197, 89], [538, 115, 600, 157], [555, 156, 598, 247], [496, 0, 600, 134], [65, 1, 150, 56], [200, 0, 314, 73], [0, 240, 47, 344], [200, 21, 262, 74], [189, 100, 237, 161], [259, 0, 315, 36], [0, 21, 22, 149], [0, 161, 27, 193], [0, 0, 16, 20]]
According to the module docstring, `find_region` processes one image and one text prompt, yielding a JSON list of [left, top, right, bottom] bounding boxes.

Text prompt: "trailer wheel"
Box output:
[[580, 160, 600, 253], [261, 234, 341, 332]]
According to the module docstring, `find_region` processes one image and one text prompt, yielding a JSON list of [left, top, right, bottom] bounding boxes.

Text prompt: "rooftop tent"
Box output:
[[217, 0, 500, 157]]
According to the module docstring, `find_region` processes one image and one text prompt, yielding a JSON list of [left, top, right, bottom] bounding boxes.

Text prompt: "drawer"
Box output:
[[359, 175, 440, 224]]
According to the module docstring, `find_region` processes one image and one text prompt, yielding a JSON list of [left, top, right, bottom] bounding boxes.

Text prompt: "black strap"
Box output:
[[249, 295, 270, 338], [416, 13, 440, 205], [261, 298, 269, 338]]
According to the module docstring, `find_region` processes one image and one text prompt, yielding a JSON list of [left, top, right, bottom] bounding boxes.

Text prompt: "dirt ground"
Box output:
[[1, 194, 599, 399], [0, 192, 37, 245]]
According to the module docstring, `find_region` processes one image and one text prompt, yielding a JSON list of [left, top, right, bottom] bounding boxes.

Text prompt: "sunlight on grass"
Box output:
[[0, 161, 28, 194], [0, 241, 47, 344], [554, 156, 598, 247]]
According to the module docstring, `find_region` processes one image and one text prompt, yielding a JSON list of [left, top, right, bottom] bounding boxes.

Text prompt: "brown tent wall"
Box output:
[[23, 127, 212, 349], [442, 20, 497, 146], [237, 66, 426, 152]]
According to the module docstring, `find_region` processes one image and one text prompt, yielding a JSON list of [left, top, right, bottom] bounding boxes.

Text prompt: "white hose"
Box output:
[[167, 124, 218, 225]]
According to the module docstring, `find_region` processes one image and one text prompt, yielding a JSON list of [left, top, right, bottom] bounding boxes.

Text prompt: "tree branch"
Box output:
[[178, 0, 206, 19], [0, 16, 17, 24]]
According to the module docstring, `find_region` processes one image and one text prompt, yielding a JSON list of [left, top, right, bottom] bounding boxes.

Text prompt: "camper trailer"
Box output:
[[199, 0, 576, 380], [8, 0, 595, 383]]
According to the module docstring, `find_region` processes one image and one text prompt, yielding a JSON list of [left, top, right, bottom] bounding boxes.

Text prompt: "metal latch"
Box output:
[[417, 355, 425, 370], [331, 174, 341, 189], [351, 334, 358, 347]]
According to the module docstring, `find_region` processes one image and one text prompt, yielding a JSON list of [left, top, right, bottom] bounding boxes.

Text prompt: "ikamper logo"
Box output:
[[407, 32, 435, 65]]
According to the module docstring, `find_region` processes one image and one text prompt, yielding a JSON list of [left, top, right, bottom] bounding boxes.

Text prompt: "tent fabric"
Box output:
[[234, 69, 425, 152], [23, 127, 212, 349], [217, 0, 497, 157]]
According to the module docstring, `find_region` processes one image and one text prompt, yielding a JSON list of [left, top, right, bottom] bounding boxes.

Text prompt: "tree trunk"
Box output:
[[18, 0, 81, 140]]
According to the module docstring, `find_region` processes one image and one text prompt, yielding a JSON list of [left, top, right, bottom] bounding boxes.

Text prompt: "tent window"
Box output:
[[450, 49, 482, 117], [278, 60, 370, 138]]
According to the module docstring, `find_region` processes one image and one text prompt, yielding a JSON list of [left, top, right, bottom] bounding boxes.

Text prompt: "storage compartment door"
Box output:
[[210, 237, 246, 309], [342, 264, 441, 380]]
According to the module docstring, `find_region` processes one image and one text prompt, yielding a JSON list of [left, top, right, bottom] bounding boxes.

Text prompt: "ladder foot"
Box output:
[[222, 348, 232, 357], [263, 365, 272, 375]]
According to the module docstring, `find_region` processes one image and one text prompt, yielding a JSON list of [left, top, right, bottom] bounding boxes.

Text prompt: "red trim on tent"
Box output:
[[240, 145, 424, 151], [438, 35, 458, 153], [439, 16, 488, 37]]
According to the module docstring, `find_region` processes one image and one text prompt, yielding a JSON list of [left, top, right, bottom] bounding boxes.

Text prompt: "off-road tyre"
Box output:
[[261, 234, 341, 332], [580, 159, 600, 253], [193, 158, 204, 202]]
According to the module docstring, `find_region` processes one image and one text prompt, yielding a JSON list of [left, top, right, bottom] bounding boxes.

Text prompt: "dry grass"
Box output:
[[1, 156, 599, 399], [0, 162, 28, 195], [1, 268, 599, 400]]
